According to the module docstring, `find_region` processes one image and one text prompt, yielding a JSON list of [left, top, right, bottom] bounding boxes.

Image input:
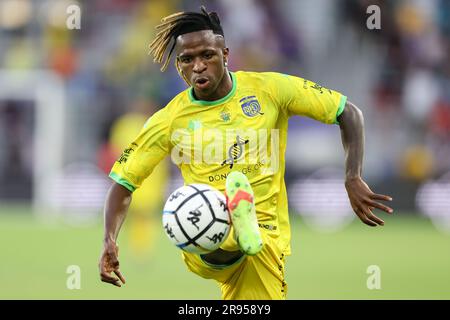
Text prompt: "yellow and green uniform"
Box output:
[[110, 71, 346, 299], [109, 112, 168, 213]]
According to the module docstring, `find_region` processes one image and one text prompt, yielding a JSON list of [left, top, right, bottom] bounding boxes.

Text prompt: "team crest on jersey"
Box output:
[[239, 96, 264, 117]]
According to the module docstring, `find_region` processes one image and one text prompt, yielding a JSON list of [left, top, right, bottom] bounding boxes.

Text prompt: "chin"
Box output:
[[195, 85, 216, 98]]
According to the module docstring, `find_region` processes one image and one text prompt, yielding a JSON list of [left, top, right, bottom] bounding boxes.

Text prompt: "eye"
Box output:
[[203, 53, 213, 59], [179, 56, 192, 64]]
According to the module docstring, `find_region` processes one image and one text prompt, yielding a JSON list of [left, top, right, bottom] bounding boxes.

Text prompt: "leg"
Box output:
[[224, 171, 263, 255], [181, 231, 287, 299], [202, 171, 262, 264], [201, 248, 243, 265], [220, 233, 288, 300]]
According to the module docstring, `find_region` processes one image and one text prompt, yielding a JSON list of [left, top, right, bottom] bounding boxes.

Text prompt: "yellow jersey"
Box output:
[[110, 71, 347, 256]]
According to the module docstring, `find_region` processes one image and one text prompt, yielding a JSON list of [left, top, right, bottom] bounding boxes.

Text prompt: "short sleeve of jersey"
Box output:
[[265, 72, 347, 124], [109, 107, 170, 192]]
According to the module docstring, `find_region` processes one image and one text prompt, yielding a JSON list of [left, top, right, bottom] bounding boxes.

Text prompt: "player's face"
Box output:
[[176, 30, 229, 100]]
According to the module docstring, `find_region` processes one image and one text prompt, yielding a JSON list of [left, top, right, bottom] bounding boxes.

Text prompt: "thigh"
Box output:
[[181, 251, 245, 283], [220, 236, 288, 300], [181, 232, 288, 300]]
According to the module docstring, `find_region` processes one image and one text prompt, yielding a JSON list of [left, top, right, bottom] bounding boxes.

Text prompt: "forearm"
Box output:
[[338, 101, 364, 180], [103, 182, 132, 244]]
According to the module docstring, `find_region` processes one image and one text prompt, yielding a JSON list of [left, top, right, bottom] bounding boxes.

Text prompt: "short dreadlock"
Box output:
[[148, 6, 224, 83]]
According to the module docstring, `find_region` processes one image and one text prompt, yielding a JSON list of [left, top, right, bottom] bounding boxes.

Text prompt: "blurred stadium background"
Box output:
[[0, 0, 449, 299]]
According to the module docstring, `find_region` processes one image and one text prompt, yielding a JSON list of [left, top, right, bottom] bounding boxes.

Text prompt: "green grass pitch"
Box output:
[[0, 206, 449, 299]]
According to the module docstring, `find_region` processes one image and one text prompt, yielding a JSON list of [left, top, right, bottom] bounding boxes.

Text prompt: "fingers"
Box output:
[[370, 193, 393, 202], [355, 209, 377, 227], [355, 205, 386, 227], [99, 250, 125, 287], [367, 199, 394, 214], [362, 207, 385, 226], [114, 270, 126, 284], [346, 180, 393, 226], [100, 271, 122, 287], [100, 266, 125, 287]]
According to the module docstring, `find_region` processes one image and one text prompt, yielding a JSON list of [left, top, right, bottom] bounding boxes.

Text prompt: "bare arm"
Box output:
[[98, 182, 132, 287], [104, 182, 132, 243], [338, 100, 393, 227]]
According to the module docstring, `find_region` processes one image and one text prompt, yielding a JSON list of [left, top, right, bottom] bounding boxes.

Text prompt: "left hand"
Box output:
[[99, 240, 126, 287], [345, 177, 393, 227]]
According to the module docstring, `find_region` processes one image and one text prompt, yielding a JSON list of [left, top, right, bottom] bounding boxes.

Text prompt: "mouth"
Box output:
[[194, 77, 210, 90]]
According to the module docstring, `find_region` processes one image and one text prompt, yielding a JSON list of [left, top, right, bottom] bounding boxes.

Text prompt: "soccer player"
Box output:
[[99, 6, 393, 299]]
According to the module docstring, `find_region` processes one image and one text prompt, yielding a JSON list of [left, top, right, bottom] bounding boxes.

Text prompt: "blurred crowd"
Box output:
[[343, 0, 450, 182], [0, 0, 449, 212]]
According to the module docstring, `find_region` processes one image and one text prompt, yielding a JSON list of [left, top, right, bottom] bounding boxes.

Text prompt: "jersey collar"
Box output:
[[188, 72, 237, 106]]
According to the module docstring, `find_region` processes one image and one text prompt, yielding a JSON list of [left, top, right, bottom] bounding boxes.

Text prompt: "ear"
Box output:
[[223, 47, 229, 66]]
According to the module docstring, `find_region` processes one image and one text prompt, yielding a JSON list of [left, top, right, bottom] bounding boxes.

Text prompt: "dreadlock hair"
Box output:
[[148, 6, 224, 84]]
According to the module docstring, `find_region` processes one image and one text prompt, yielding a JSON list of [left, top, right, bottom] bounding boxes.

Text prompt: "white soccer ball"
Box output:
[[162, 184, 231, 254]]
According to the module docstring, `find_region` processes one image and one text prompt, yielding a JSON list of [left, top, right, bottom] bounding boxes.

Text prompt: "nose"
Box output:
[[192, 57, 207, 73]]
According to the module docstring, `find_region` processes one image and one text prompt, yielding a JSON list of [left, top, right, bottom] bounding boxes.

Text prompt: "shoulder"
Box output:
[[234, 70, 292, 90], [234, 71, 296, 104], [163, 89, 190, 115], [234, 70, 282, 82], [139, 89, 190, 133], [148, 88, 190, 124]]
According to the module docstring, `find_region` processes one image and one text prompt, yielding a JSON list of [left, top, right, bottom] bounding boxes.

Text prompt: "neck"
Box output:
[[194, 71, 232, 101]]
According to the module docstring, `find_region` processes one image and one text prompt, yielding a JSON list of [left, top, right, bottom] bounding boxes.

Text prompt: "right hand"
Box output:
[[99, 240, 126, 287]]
